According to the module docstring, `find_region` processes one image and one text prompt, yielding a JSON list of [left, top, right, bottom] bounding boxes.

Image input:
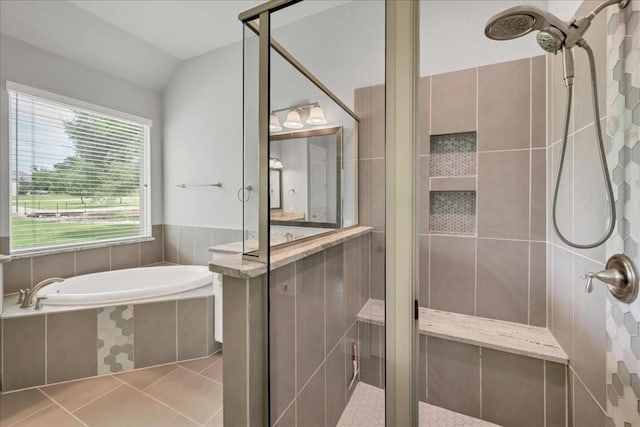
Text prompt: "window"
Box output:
[[7, 82, 151, 253]]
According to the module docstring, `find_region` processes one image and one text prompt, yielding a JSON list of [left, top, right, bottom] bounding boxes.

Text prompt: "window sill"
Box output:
[[9, 236, 155, 260]]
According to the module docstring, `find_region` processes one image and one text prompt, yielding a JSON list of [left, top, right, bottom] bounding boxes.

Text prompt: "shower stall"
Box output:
[[213, 0, 640, 425]]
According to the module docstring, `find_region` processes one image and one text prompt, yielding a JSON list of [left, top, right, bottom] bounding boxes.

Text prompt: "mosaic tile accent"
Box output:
[[97, 305, 134, 374], [606, 3, 640, 426], [430, 191, 476, 234], [430, 132, 477, 177], [337, 382, 499, 427]]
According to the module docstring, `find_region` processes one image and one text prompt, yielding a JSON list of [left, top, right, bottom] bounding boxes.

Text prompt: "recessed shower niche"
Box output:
[[428, 131, 477, 234]]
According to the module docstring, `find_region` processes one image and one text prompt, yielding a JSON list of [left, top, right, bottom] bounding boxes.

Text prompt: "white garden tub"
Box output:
[[36, 265, 213, 306]]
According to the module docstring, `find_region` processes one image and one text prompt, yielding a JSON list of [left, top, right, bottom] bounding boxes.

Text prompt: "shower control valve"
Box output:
[[582, 254, 638, 303]]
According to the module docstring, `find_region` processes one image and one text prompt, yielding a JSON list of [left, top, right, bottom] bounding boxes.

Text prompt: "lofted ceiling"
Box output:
[[0, 0, 350, 91]]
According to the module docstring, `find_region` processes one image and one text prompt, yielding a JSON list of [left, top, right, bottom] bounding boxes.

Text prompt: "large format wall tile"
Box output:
[[429, 236, 475, 315], [270, 264, 296, 422], [531, 149, 547, 242], [2, 315, 45, 391], [32, 252, 75, 284], [134, 301, 177, 368], [296, 252, 326, 391], [326, 244, 345, 354], [573, 371, 606, 427], [478, 58, 531, 151], [529, 242, 547, 327], [358, 158, 385, 232], [177, 297, 208, 360], [370, 231, 385, 300], [481, 348, 544, 427], [140, 224, 164, 266], [551, 247, 574, 359], [545, 361, 567, 427], [47, 309, 97, 383], [431, 68, 477, 135], [326, 343, 346, 427], [75, 247, 110, 276], [111, 243, 140, 270], [478, 150, 530, 240], [476, 239, 529, 323], [296, 365, 325, 427], [427, 337, 481, 418], [3, 257, 31, 294], [419, 76, 431, 155], [532, 55, 547, 149]]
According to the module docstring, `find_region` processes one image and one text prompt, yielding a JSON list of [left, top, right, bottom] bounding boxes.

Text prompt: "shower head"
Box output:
[[485, 5, 570, 53]]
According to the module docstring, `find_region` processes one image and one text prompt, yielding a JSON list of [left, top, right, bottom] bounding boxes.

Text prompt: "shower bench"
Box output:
[[357, 298, 569, 364]]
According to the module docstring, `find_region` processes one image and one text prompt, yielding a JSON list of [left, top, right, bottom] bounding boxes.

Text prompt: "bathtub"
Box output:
[[37, 265, 213, 306]]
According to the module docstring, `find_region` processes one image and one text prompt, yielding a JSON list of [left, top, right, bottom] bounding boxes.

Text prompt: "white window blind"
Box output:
[[8, 83, 151, 253]]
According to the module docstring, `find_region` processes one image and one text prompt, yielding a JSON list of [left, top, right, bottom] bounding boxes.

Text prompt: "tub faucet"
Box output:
[[18, 277, 64, 309]]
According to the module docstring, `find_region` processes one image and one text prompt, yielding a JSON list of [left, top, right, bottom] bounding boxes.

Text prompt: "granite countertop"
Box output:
[[209, 225, 373, 279]]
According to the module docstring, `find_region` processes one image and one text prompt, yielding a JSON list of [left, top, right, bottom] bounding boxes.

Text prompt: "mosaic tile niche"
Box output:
[[429, 132, 477, 177], [429, 191, 477, 235], [605, 3, 640, 426]]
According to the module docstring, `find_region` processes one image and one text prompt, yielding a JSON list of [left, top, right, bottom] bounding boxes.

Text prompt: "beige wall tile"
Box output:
[[164, 224, 178, 264], [296, 364, 325, 427], [134, 301, 177, 368], [481, 348, 544, 427], [296, 252, 325, 391], [325, 343, 346, 427], [418, 235, 429, 307], [532, 55, 547, 149], [2, 315, 45, 391], [75, 247, 109, 276], [177, 297, 208, 360], [178, 225, 195, 265], [476, 239, 529, 323], [545, 361, 567, 427], [355, 85, 385, 160], [478, 150, 530, 239], [551, 138, 574, 247], [478, 58, 531, 151], [573, 256, 606, 407], [359, 322, 383, 388], [429, 236, 475, 315], [419, 156, 430, 234], [573, 371, 606, 427], [273, 402, 295, 427], [110, 243, 140, 270], [370, 231, 385, 300], [33, 252, 75, 285], [531, 149, 547, 242], [194, 227, 213, 266], [248, 276, 267, 427], [427, 337, 480, 418], [270, 264, 295, 421], [3, 257, 32, 295], [47, 309, 97, 383], [529, 242, 547, 327], [325, 245, 345, 354], [222, 276, 248, 427], [345, 323, 359, 401], [140, 224, 163, 266], [345, 238, 363, 328], [419, 76, 431, 155], [431, 68, 477, 135], [358, 158, 385, 231], [551, 247, 574, 359]]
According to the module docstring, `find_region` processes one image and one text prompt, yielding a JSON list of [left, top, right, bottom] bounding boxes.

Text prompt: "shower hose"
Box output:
[[552, 41, 616, 249]]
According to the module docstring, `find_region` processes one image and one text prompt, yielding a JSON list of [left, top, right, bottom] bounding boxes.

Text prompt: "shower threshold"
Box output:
[[337, 382, 500, 427]]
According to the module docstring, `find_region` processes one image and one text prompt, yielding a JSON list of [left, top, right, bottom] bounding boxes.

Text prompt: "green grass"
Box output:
[[11, 215, 140, 250], [11, 193, 139, 211]]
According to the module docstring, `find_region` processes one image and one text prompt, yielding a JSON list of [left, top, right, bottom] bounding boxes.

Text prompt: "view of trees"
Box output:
[[19, 111, 143, 203]]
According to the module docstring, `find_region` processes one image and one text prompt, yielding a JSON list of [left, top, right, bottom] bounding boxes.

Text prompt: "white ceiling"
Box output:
[[0, 0, 350, 91]]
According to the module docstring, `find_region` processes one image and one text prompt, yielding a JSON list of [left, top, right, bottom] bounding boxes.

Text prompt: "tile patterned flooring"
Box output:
[[337, 382, 501, 427], [0, 353, 223, 427]]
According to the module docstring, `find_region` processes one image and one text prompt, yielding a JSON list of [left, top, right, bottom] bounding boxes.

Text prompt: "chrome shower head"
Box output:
[[485, 5, 570, 53]]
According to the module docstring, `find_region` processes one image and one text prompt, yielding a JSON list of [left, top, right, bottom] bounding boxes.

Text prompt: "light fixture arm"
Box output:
[[271, 101, 320, 114]]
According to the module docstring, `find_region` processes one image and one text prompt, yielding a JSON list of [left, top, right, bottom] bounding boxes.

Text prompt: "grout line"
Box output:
[[174, 364, 223, 387], [569, 365, 608, 416], [202, 407, 223, 426], [136, 365, 181, 391], [36, 391, 89, 427], [528, 57, 533, 326], [5, 403, 56, 427], [479, 347, 483, 419], [52, 378, 120, 414], [44, 314, 48, 385], [475, 66, 479, 318], [111, 378, 203, 425], [543, 361, 547, 427]]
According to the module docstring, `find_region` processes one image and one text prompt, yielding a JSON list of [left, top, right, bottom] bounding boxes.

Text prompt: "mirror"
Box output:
[[269, 126, 342, 228]]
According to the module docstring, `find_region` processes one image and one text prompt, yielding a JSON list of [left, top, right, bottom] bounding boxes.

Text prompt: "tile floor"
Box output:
[[337, 382, 501, 427], [0, 353, 223, 427]]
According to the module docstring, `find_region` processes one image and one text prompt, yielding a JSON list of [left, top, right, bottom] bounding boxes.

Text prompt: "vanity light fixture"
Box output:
[[269, 157, 283, 169], [306, 106, 328, 125], [283, 110, 304, 129], [269, 113, 282, 132]]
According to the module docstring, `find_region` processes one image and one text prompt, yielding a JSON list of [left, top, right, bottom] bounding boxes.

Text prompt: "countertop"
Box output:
[[209, 225, 372, 279]]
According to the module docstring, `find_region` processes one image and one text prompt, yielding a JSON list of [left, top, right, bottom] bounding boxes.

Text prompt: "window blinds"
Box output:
[[8, 85, 150, 252]]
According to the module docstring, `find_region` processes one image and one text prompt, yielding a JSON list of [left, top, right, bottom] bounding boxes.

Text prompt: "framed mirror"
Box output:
[[269, 126, 342, 228]]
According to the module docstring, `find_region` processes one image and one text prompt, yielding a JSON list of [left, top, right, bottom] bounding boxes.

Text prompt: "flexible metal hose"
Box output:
[[552, 41, 616, 249]]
